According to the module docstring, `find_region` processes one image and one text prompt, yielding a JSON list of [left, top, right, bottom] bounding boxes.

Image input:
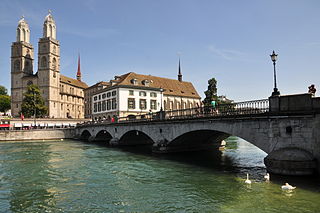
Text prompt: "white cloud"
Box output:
[[208, 45, 246, 60]]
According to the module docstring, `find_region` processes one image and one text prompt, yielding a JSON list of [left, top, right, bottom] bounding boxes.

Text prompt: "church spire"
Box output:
[[178, 57, 182, 82], [77, 54, 81, 81]]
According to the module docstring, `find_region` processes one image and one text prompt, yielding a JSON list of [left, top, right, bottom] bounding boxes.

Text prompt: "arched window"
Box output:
[[14, 60, 20, 71], [49, 25, 53, 37], [22, 29, 26, 42], [52, 58, 57, 70], [41, 56, 47, 68]]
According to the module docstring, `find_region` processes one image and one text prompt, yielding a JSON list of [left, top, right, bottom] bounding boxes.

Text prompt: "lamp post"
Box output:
[[160, 87, 163, 111], [270, 50, 280, 96]]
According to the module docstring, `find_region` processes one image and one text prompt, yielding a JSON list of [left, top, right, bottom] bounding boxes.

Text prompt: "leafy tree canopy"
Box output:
[[0, 85, 8, 95], [203, 78, 218, 106], [203, 78, 233, 106], [21, 84, 48, 118], [0, 95, 10, 113]]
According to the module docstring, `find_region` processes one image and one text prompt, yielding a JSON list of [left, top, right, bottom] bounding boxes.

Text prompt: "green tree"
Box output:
[[21, 84, 48, 118], [0, 95, 10, 113], [203, 78, 218, 106], [0, 85, 8, 95]]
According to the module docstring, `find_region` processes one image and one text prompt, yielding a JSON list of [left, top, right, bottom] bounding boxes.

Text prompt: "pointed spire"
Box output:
[[178, 57, 182, 82], [76, 54, 81, 81]]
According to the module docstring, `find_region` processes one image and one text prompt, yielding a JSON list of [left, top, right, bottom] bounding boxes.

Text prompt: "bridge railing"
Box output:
[[80, 99, 269, 126], [164, 99, 269, 119]]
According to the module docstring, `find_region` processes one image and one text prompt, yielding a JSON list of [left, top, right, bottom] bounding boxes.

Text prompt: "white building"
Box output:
[[91, 70, 201, 121]]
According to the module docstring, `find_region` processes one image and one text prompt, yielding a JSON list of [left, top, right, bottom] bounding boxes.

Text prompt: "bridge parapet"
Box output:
[[269, 93, 320, 113]]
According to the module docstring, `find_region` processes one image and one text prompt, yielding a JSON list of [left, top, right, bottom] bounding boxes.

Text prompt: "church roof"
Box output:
[[60, 75, 88, 89], [112, 72, 201, 99]]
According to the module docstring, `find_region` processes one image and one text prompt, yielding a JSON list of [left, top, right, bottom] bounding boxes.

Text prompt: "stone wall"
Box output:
[[0, 129, 75, 141]]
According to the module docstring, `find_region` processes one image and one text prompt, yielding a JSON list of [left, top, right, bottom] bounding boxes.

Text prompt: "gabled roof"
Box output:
[[60, 75, 88, 89], [115, 72, 200, 99]]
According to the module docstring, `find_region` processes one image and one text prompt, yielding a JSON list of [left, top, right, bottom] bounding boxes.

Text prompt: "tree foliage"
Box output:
[[203, 78, 218, 106], [21, 84, 47, 118], [0, 95, 10, 113], [0, 85, 8, 95], [203, 78, 233, 106]]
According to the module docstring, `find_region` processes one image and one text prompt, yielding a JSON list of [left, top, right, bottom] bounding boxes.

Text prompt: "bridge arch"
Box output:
[[161, 129, 230, 152], [80, 130, 92, 141], [119, 130, 154, 145], [95, 130, 113, 143]]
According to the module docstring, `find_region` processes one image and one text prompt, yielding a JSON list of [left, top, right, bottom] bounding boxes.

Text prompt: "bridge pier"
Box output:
[[109, 138, 120, 146], [264, 148, 317, 176]]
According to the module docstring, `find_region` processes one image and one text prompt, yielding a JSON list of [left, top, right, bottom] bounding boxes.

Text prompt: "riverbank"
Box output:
[[0, 129, 76, 141]]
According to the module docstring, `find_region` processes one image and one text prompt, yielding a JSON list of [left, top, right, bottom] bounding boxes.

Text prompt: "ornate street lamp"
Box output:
[[160, 87, 164, 111], [270, 50, 280, 96]]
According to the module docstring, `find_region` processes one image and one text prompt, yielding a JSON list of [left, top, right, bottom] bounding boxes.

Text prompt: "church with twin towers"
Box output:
[[11, 11, 88, 119]]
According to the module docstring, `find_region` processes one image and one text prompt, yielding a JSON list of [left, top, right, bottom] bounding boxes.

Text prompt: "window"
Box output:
[[131, 78, 138, 85], [140, 99, 147, 110], [112, 98, 117, 109], [150, 100, 157, 110], [107, 100, 111, 110], [112, 91, 116, 96], [150, 92, 157, 97], [102, 101, 106, 111], [41, 56, 47, 68], [139, 91, 146, 97], [93, 103, 97, 112], [61, 103, 63, 109], [94, 96, 97, 101], [142, 80, 150, 86], [129, 90, 134, 96], [102, 93, 106, 99], [98, 95, 101, 100], [14, 60, 20, 71], [128, 98, 135, 109], [98, 102, 102, 112], [107, 92, 111, 98], [52, 57, 57, 70]]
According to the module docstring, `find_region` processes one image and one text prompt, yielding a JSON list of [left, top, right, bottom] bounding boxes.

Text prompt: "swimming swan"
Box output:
[[245, 173, 251, 184], [264, 173, 270, 181], [281, 183, 296, 190]]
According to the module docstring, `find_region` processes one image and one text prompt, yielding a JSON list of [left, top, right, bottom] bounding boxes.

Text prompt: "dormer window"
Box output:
[[114, 76, 121, 81], [130, 78, 138, 85], [142, 79, 150, 87]]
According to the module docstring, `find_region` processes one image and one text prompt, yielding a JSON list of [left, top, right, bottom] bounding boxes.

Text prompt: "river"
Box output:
[[0, 137, 319, 212]]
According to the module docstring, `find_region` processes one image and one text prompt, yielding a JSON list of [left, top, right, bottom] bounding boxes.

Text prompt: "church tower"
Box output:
[[37, 10, 60, 118], [11, 16, 34, 116]]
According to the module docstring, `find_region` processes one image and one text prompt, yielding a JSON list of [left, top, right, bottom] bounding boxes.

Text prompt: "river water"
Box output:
[[0, 137, 319, 213]]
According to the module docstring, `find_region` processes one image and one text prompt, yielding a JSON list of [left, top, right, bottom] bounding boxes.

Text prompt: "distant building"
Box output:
[[84, 81, 110, 119], [90, 62, 201, 121], [11, 12, 88, 118]]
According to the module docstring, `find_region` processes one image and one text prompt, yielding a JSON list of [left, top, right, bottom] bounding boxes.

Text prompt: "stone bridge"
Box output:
[[76, 94, 320, 176]]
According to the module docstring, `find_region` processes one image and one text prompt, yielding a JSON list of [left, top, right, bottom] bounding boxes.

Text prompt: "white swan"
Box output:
[[281, 183, 296, 190], [264, 173, 270, 181], [245, 173, 251, 184]]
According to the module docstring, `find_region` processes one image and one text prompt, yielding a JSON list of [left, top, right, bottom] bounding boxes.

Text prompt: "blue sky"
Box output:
[[1, 0, 320, 101]]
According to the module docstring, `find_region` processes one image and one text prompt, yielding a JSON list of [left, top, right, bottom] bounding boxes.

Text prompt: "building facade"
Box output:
[[11, 12, 88, 118], [84, 81, 110, 119], [91, 71, 201, 121]]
